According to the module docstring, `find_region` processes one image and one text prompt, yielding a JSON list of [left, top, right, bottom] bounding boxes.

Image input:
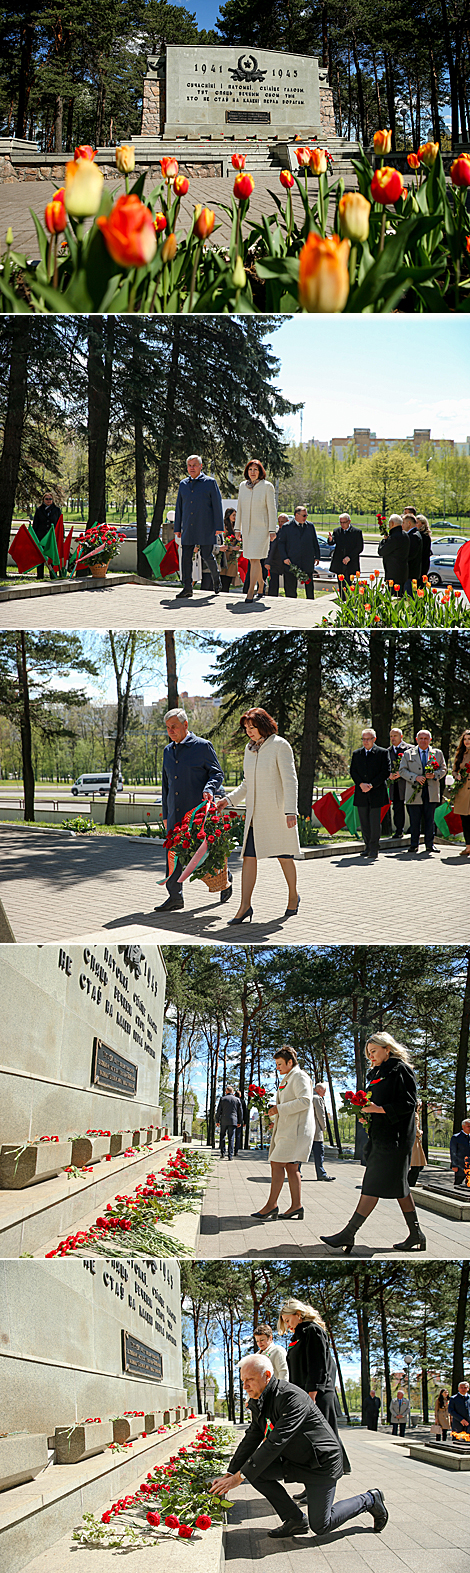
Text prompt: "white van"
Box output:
[[71, 772, 123, 797]]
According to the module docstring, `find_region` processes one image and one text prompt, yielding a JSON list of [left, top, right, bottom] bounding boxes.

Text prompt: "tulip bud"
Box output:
[[418, 141, 439, 167], [193, 205, 215, 239], [231, 153, 246, 170], [44, 187, 67, 235], [115, 144, 135, 174], [173, 173, 189, 195], [407, 152, 420, 169], [309, 148, 328, 174], [296, 146, 311, 166], [233, 172, 255, 200], [97, 193, 157, 266], [338, 190, 370, 242], [370, 166, 405, 204], [74, 144, 97, 162], [162, 232, 177, 262], [280, 169, 294, 189], [450, 154, 470, 188], [298, 232, 350, 312], [5, 226, 13, 245], [373, 129, 392, 155], [160, 157, 179, 180], [232, 255, 246, 289], [154, 212, 167, 233], [65, 157, 104, 218]]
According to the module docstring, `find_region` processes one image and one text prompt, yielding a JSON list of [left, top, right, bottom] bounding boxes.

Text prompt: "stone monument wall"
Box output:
[[143, 45, 323, 139], [0, 943, 166, 1142], [0, 1257, 184, 1431]]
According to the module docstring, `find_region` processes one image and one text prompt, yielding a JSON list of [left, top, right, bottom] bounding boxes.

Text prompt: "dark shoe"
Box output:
[[212, 578, 222, 594], [320, 1208, 366, 1254], [392, 831, 403, 839], [424, 846, 435, 854], [393, 1215, 426, 1252], [227, 906, 253, 925], [268, 1517, 308, 1538], [251, 1207, 279, 1220], [279, 1206, 304, 1220], [154, 895, 184, 912], [368, 1488, 388, 1533], [284, 896, 300, 918], [220, 870, 233, 905], [360, 849, 369, 857], [320, 1175, 336, 1181], [293, 1491, 308, 1503], [175, 588, 193, 599], [407, 846, 419, 854]]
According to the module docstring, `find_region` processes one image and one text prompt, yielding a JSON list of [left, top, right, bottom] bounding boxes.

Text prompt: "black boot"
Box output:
[[393, 1210, 426, 1252], [320, 1207, 368, 1254]]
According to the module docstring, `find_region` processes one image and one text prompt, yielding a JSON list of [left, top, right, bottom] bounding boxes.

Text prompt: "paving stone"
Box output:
[[0, 581, 333, 629]]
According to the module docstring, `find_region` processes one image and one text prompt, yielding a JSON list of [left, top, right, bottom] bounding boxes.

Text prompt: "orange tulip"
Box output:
[[339, 191, 370, 242], [233, 172, 255, 200], [373, 129, 392, 154], [296, 146, 311, 166], [44, 187, 67, 234], [97, 194, 157, 267], [193, 205, 215, 239], [162, 232, 177, 262], [280, 169, 294, 189], [74, 144, 96, 161], [370, 166, 405, 204], [231, 153, 246, 170], [174, 174, 189, 195], [466, 236, 470, 255], [160, 157, 179, 180], [450, 155, 470, 188], [65, 158, 104, 217], [407, 152, 420, 169], [115, 144, 135, 174], [418, 141, 439, 167], [154, 212, 167, 233], [298, 232, 350, 313], [309, 148, 328, 174]]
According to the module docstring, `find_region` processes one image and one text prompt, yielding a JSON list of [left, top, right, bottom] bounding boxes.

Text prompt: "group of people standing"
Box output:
[[378, 507, 432, 592], [351, 724, 470, 858]]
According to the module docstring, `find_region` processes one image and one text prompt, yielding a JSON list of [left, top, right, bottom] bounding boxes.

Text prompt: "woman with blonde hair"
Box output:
[[415, 514, 432, 583], [278, 1297, 351, 1480], [320, 1031, 425, 1255]]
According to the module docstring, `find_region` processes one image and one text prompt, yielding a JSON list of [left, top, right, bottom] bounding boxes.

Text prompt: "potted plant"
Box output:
[[76, 522, 125, 578]]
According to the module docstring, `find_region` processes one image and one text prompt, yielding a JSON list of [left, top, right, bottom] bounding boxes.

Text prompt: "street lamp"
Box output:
[[402, 1356, 413, 1420]]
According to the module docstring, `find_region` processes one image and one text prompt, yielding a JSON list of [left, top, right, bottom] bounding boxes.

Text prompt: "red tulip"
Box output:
[[295, 146, 311, 166], [161, 157, 179, 180], [450, 155, 470, 188], [370, 166, 405, 204], [174, 174, 189, 195], [407, 152, 420, 169], [97, 194, 157, 267], [194, 205, 215, 239], [74, 144, 96, 161], [232, 153, 247, 169], [373, 129, 392, 155], [162, 232, 178, 262], [44, 188, 67, 234], [233, 172, 255, 200], [280, 169, 294, 189]]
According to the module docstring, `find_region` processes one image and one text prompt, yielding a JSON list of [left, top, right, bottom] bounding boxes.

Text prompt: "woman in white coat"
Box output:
[[235, 459, 278, 603], [252, 1046, 315, 1221], [220, 707, 301, 924]]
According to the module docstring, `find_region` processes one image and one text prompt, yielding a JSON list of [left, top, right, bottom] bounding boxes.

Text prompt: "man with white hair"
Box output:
[[209, 1354, 388, 1540], [350, 729, 391, 860], [328, 513, 364, 595], [388, 726, 410, 840], [156, 707, 230, 912], [448, 1380, 470, 1434], [309, 1082, 335, 1181], [399, 730, 447, 854], [378, 515, 409, 594], [173, 455, 224, 600]]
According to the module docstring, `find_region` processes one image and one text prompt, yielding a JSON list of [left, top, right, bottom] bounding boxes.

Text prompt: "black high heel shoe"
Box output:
[[284, 896, 300, 919], [227, 906, 253, 925], [279, 1206, 304, 1220], [251, 1206, 279, 1220]]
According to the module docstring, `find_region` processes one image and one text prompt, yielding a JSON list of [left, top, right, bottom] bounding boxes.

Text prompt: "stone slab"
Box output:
[[54, 1422, 113, 1464], [409, 1443, 470, 1470], [411, 1185, 470, 1222], [164, 45, 321, 138], [0, 1434, 49, 1492], [0, 574, 135, 601], [0, 1137, 183, 1256], [0, 1142, 73, 1190]]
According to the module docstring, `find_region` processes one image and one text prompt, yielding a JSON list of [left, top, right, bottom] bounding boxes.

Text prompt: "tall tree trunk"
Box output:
[[424, 8, 441, 141], [372, 52, 382, 124], [66, 95, 74, 149], [452, 1261, 470, 1389], [354, 1274, 371, 1423], [87, 317, 115, 524], [377, 1269, 392, 1422], [369, 634, 387, 741], [105, 633, 137, 824], [421, 1310, 429, 1424], [383, 51, 396, 148], [440, 0, 461, 143], [0, 320, 30, 577], [328, 1326, 350, 1420], [298, 634, 322, 814], [351, 30, 366, 144], [148, 320, 182, 548], [321, 2, 329, 70], [454, 952, 470, 1127], [409, 639, 422, 736], [54, 95, 63, 153], [134, 402, 147, 576], [165, 632, 178, 710], [15, 20, 35, 138], [192, 1302, 203, 1412], [440, 631, 458, 764], [16, 634, 35, 820]]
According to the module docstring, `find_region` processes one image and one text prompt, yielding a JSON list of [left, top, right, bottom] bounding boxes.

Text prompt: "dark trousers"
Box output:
[[284, 568, 314, 599], [461, 813, 470, 845], [391, 782, 405, 834], [36, 562, 45, 580], [408, 783, 435, 850], [267, 572, 280, 596], [220, 1124, 236, 1159], [166, 855, 184, 902], [249, 1459, 372, 1538], [311, 1140, 328, 1178], [454, 1167, 467, 1186], [220, 573, 234, 592], [182, 543, 219, 591], [235, 1123, 245, 1154], [357, 801, 382, 857], [392, 1423, 406, 1437], [367, 1418, 379, 1431]]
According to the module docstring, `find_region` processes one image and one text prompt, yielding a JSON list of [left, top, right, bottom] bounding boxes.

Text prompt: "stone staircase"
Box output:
[[129, 132, 361, 183]]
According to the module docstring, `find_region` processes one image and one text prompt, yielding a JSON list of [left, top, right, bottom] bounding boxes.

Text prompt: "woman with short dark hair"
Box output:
[[235, 459, 278, 603], [220, 507, 239, 592], [251, 1046, 314, 1220], [219, 709, 301, 924]]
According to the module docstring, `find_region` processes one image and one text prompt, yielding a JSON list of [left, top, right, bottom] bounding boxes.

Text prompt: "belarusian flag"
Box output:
[[143, 537, 166, 578], [313, 791, 346, 836], [8, 524, 44, 572], [159, 539, 180, 578], [434, 801, 463, 840]]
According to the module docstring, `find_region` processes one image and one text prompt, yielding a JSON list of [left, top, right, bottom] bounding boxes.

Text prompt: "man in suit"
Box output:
[[365, 1391, 381, 1431], [277, 506, 320, 600], [390, 1390, 410, 1437], [173, 455, 223, 600], [234, 1087, 248, 1154], [402, 508, 423, 593], [378, 515, 409, 594], [350, 729, 391, 860], [448, 1382, 470, 1434], [388, 726, 410, 839], [156, 708, 231, 912], [209, 1356, 388, 1540], [328, 514, 364, 595], [309, 1082, 335, 1181], [216, 1085, 243, 1160], [450, 1119, 470, 1186], [399, 730, 447, 854], [266, 514, 289, 597]]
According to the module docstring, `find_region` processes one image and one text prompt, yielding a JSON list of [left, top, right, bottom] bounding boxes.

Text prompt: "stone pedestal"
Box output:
[[142, 75, 164, 136]]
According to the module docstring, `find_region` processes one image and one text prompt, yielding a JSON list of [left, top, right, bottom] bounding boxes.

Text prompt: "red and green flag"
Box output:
[[143, 536, 167, 578], [434, 802, 463, 841]]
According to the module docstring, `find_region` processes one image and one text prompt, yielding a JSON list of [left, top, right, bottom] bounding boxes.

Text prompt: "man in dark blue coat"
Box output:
[[350, 728, 391, 860], [450, 1119, 470, 1186], [448, 1382, 470, 1433], [156, 708, 232, 913], [174, 455, 224, 600], [209, 1358, 388, 1540], [277, 506, 321, 600]]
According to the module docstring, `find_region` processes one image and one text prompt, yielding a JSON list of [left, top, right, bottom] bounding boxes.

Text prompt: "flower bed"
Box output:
[[73, 1425, 235, 1549], [323, 574, 470, 626], [44, 1147, 213, 1257], [2, 138, 469, 313]]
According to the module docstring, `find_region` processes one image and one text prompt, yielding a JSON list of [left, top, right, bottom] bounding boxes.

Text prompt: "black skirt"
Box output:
[[287, 1322, 351, 1472], [244, 822, 293, 860], [361, 1059, 418, 1198]]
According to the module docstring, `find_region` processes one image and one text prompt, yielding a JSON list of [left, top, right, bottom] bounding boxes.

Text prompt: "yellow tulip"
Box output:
[[64, 158, 104, 218], [339, 191, 371, 242]]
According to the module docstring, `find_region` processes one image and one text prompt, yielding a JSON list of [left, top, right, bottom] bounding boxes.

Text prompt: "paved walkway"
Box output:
[[225, 1426, 470, 1573], [0, 582, 334, 629], [199, 1151, 470, 1259], [0, 831, 467, 945]]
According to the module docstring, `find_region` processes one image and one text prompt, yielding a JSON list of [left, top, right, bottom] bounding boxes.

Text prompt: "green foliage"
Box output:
[[61, 814, 96, 832], [325, 577, 470, 626]]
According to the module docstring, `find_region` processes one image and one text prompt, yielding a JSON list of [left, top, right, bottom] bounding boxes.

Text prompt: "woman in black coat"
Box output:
[[32, 489, 62, 581], [320, 1032, 425, 1255], [278, 1298, 351, 1481], [416, 514, 432, 584]]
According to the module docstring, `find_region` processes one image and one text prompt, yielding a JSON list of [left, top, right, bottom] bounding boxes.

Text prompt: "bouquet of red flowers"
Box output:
[[248, 1082, 272, 1119], [445, 761, 470, 805], [76, 521, 125, 566], [343, 1087, 372, 1128], [164, 799, 239, 888], [408, 752, 441, 804]]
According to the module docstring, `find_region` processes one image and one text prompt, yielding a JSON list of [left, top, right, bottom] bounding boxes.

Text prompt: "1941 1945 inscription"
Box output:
[[164, 44, 321, 138]]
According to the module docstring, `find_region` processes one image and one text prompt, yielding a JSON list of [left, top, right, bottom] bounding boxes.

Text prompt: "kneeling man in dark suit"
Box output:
[[209, 1355, 388, 1541], [350, 729, 391, 860]]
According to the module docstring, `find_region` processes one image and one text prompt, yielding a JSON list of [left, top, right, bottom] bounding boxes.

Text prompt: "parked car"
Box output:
[[430, 535, 469, 553], [427, 550, 461, 588], [71, 772, 123, 797], [316, 533, 334, 560]]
